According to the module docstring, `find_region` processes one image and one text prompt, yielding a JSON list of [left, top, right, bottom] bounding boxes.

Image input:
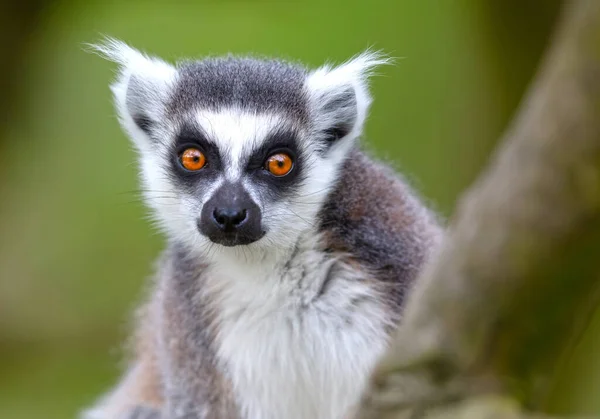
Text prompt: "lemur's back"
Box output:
[[84, 40, 442, 419], [321, 150, 441, 308]]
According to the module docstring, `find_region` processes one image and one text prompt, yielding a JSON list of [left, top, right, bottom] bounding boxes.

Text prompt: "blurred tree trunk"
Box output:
[[434, 0, 563, 216], [356, 0, 600, 417], [0, 1, 49, 137], [477, 0, 562, 117]]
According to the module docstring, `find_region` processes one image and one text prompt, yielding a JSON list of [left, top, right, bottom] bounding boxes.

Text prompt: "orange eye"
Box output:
[[266, 153, 293, 176], [180, 148, 206, 171]]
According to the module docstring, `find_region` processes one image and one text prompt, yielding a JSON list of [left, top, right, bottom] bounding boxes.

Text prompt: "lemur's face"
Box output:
[[157, 108, 341, 251], [95, 40, 385, 257]]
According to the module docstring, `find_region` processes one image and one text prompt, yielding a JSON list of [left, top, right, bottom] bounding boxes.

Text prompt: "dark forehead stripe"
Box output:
[[168, 56, 309, 120]]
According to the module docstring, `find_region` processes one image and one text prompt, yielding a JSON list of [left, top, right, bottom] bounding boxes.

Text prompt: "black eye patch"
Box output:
[[168, 123, 222, 189], [245, 128, 305, 200], [245, 128, 300, 170]]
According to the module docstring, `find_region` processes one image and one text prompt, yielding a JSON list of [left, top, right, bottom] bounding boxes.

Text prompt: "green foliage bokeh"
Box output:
[[1, 1, 597, 418]]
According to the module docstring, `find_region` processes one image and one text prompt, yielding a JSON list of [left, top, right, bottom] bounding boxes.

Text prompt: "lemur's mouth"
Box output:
[[206, 230, 266, 247]]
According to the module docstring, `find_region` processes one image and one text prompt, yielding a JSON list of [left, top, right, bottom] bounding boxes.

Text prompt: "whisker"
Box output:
[[294, 188, 331, 199], [116, 189, 179, 195]]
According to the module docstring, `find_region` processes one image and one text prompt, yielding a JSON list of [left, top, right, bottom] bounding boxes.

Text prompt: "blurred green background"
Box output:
[[1, 1, 598, 418]]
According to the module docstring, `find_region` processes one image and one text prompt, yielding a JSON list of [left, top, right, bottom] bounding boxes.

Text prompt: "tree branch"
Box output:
[[356, 0, 600, 417]]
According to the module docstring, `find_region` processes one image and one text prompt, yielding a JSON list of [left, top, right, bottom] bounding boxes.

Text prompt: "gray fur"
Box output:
[[111, 150, 442, 419], [158, 246, 239, 419], [122, 405, 161, 419], [319, 150, 442, 322], [169, 57, 309, 121], [85, 41, 443, 419]]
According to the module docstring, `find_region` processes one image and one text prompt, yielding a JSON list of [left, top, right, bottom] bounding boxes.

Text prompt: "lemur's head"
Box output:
[[94, 39, 387, 258]]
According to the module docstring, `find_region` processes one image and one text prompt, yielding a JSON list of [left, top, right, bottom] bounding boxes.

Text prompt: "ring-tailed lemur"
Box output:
[[84, 39, 442, 419]]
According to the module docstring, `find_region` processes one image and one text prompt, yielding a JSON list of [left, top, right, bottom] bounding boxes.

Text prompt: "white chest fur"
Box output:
[[206, 245, 391, 419]]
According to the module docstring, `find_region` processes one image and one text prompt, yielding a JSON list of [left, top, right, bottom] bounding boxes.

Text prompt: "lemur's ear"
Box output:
[[89, 38, 177, 150], [304, 50, 390, 145]]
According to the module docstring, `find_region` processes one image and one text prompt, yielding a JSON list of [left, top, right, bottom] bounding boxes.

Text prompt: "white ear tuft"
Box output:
[[88, 37, 177, 150], [305, 49, 392, 144]]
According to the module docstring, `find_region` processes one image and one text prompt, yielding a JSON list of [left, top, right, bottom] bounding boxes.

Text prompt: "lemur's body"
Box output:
[[85, 40, 442, 419]]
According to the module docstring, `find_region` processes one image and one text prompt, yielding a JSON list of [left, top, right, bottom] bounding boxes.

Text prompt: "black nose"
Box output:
[[199, 182, 264, 246], [212, 207, 248, 231]]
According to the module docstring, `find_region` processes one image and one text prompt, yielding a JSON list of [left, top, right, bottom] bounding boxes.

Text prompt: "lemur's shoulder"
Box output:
[[319, 149, 443, 307]]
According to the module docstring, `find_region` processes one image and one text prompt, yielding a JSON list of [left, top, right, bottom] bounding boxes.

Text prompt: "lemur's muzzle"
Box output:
[[198, 182, 264, 246]]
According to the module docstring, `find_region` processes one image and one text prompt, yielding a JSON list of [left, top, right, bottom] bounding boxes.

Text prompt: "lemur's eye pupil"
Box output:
[[180, 148, 206, 171], [266, 153, 293, 177]]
